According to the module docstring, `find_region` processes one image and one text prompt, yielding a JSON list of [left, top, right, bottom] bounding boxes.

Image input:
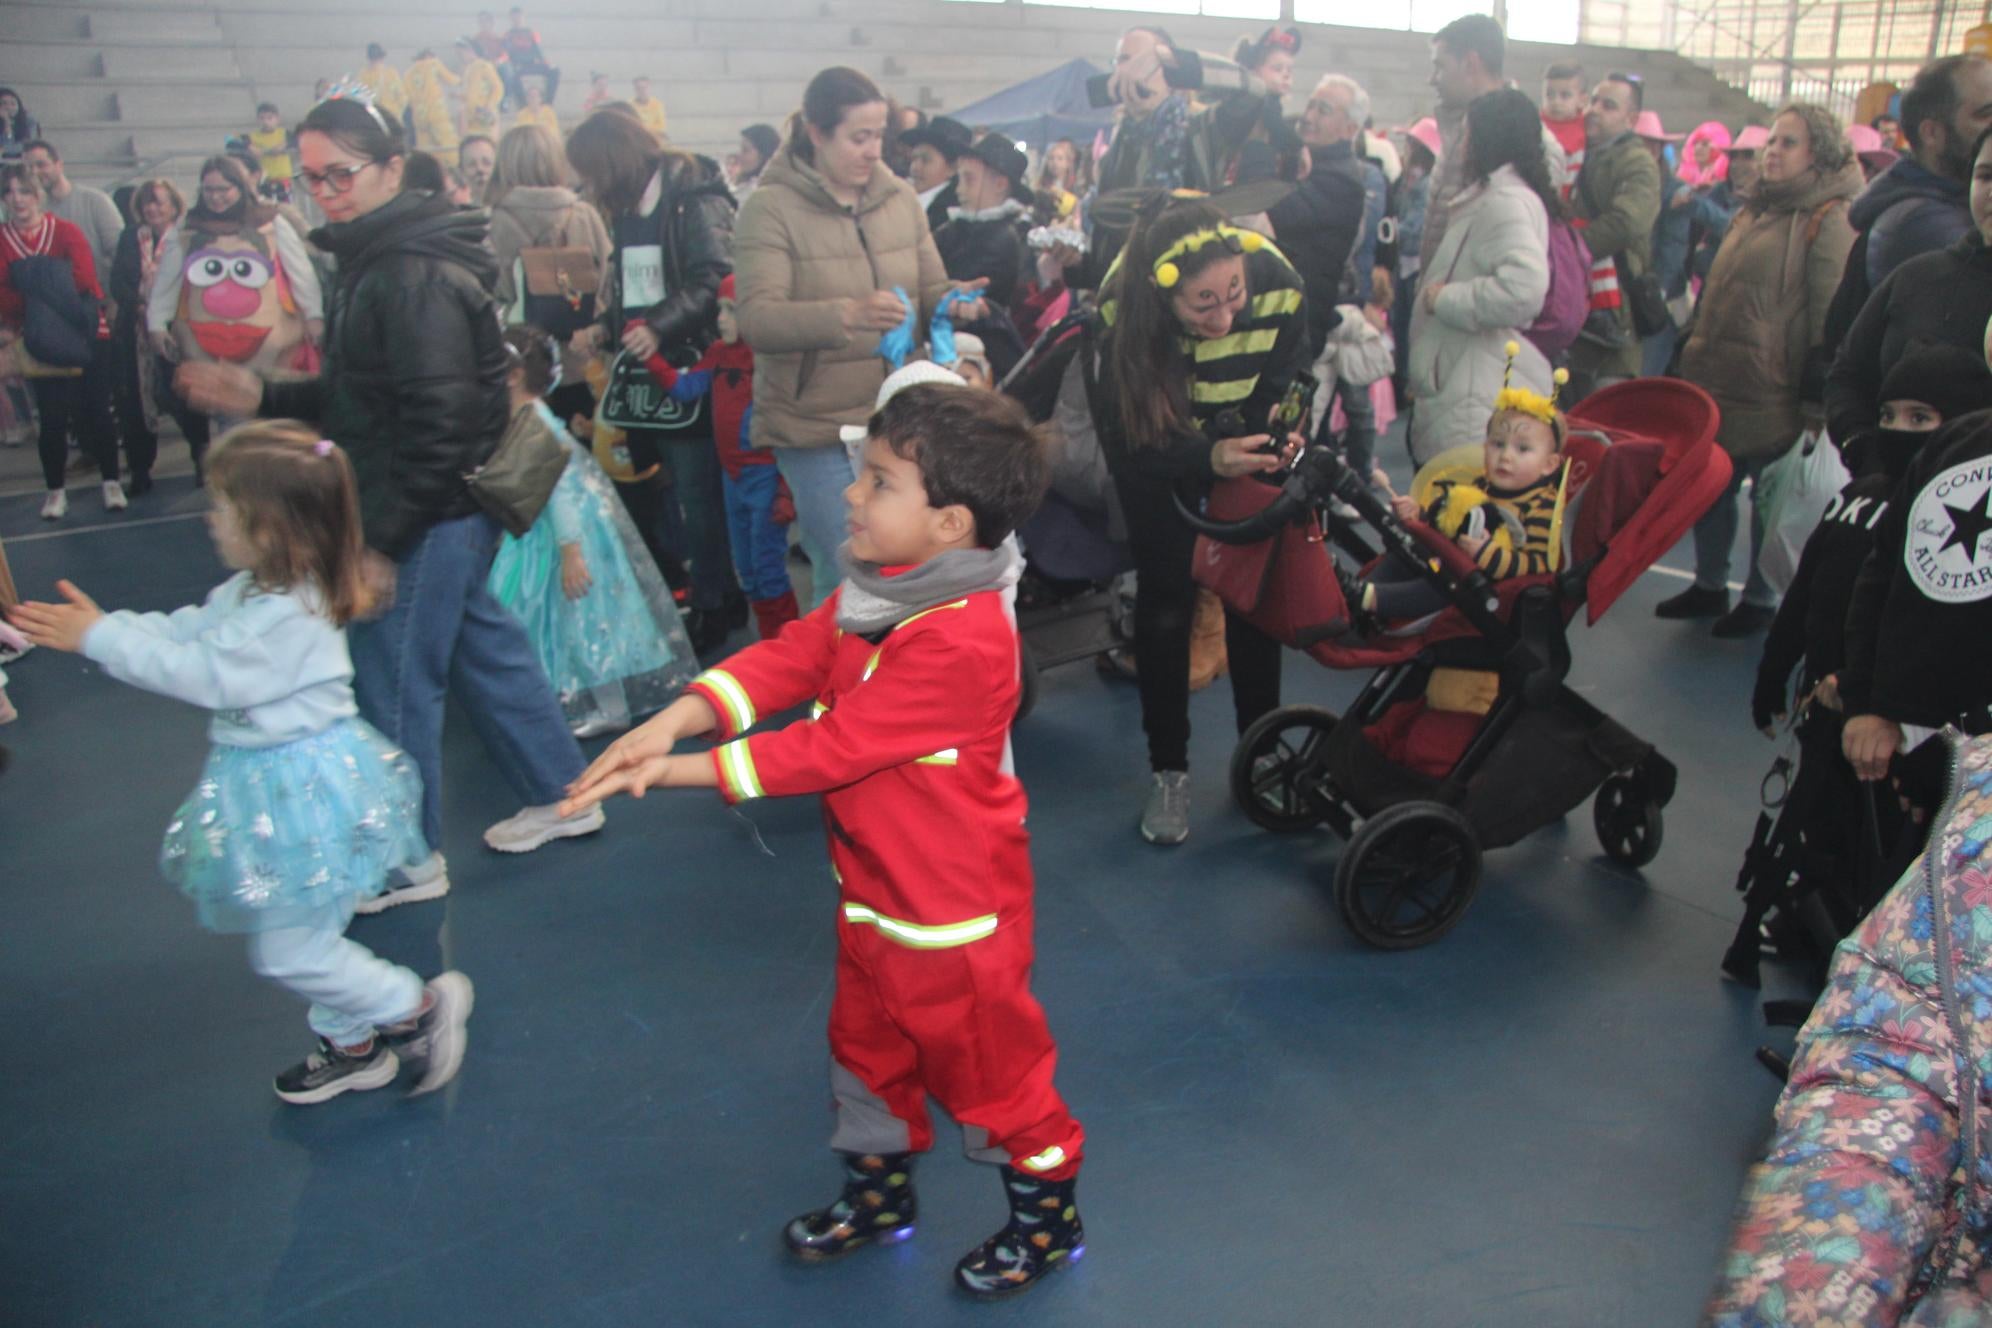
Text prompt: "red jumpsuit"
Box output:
[[688, 589, 1084, 1181]]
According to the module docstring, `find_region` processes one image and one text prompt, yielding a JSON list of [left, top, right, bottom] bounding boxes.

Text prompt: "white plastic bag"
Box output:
[[1754, 426, 1850, 596]]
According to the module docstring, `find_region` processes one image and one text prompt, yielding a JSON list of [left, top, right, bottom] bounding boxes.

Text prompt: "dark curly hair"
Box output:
[[1465, 88, 1566, 221]]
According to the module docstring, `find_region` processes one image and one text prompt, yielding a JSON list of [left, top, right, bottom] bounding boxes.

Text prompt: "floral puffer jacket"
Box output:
[[1708, 734, 1992, 1326]]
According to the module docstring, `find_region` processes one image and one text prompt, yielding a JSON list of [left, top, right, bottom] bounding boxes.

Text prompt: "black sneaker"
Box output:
[[1655, 584, 1729, 619], [379, 971, 475, 1096], [273, 1037, 400, 1105], [784, 1151, 919, 1261]]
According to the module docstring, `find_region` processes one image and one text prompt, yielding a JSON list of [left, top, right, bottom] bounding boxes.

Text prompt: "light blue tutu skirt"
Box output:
[[160, 717, 428, 934]]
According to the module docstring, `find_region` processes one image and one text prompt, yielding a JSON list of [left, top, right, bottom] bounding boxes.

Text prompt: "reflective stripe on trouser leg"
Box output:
[[829, 917, 1083, 1178]]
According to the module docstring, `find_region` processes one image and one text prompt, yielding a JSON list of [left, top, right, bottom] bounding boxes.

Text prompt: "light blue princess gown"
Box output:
[[488, 401, 698, 735], [81, 573, 427, 933]]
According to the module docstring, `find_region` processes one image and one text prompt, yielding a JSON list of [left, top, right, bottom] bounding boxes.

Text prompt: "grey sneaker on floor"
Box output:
[[353, 852, 450, 916], [1141, 771, 1191, 845]]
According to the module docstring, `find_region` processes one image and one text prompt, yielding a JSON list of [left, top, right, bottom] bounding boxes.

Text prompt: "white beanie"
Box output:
[[838, 359, 970, 446]]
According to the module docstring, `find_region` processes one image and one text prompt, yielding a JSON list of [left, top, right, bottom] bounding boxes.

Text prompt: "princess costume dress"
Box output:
[[80, 572, 428, 933], [488, 402, 698, 734]]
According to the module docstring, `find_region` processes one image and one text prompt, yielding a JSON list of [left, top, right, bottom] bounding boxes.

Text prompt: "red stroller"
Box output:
[[1187, 379, 1733, 949]]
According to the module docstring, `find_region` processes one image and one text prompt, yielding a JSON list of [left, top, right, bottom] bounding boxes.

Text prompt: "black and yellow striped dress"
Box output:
[[1093, 243, 1312, 483]]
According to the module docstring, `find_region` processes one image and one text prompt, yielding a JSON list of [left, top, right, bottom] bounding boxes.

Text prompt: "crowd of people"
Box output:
[[3, 8, 1992, 1318]]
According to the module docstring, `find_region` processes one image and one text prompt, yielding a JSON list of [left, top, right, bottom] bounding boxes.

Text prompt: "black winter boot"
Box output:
[[783, 1151, 918, 1261], [953, 1165, 1085, 1298]]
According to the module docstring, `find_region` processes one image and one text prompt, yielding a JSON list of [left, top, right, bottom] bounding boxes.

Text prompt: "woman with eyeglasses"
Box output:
[[145, 155, 323, 481], [1086, 196, 1310, 844], [178, 95, 597, 895]]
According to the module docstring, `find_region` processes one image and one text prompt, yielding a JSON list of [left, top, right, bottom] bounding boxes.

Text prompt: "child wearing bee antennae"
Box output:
[[1358, 341, 1570, 622]]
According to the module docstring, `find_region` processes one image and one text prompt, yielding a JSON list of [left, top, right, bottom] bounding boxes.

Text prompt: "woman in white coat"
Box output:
[[1407, 88, 1556, 467]]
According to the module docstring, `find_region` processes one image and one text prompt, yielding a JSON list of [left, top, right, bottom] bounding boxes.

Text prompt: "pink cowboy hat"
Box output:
[[1404, 117, 1441, 159], [1721, 124, 1771, 154], [1633, 110, 1683, 142]]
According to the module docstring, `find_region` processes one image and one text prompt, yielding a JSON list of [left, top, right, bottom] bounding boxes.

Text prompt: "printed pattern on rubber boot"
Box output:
[[954, 1165, 1085, 1298], [784, 1151, 918, 1261]]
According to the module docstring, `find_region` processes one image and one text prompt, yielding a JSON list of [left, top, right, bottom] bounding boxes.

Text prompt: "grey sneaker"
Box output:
[[353, 852, 450, 916], [1140, 771, 1191, 845], [381, 970, 475, 1097]]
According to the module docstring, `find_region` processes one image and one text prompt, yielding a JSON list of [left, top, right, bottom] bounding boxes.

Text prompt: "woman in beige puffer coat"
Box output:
[[1669, 103, 1860, 636], [733, 67, 966, 603]]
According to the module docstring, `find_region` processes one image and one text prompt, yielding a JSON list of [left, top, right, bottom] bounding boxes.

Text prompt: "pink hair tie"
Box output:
[[314, 439, 335, 457]]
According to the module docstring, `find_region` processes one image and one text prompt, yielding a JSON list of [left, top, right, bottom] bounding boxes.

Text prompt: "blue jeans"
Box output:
[[247, 899, 423, 1047], [724, 464, 793, 601], [350, 512, 585, 849], [774, 445, 856, 609], [1690, 455, 1776, 609]]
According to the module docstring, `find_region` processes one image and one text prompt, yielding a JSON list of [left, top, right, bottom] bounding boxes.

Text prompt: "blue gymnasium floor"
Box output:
[[3, 470, 1802, 1327]]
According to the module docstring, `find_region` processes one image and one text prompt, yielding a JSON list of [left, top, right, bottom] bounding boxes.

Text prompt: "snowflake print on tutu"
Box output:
[[161, 717, 427, 932]]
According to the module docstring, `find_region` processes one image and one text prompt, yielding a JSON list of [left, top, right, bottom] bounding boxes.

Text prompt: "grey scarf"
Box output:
[[834, 538, 1022, 634]]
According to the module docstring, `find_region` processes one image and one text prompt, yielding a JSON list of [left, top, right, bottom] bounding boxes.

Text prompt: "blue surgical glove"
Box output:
[[928, 287, 975, 368]]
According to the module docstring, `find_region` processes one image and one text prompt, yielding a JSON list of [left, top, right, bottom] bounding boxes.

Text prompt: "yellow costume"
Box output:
[[403, 56, 460, 164], [515, 102, 560, 136], [247, 125, 293, 184], [632, 96, 668, 139], [460, 58, 504, 138], [358, 60, 408, 119]]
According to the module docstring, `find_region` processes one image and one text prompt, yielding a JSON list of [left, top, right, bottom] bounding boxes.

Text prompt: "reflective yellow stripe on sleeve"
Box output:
[[841, 903, 999, 949], [696, 668, 756, 735], [716, 738, 765, 801], [1019, 1145, 1068, 1173]]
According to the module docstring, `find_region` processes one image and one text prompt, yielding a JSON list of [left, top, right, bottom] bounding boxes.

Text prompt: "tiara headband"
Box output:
[[1495, 340, 1570, 438], [1153, 224, 1265, 288], [317, 77, 394, 137], [314, 438, 335, 457]]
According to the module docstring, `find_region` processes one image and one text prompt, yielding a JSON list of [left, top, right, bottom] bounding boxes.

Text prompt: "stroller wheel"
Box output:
[[1594, 773, 1664, 868], [1230, 705, 1339, 833], [1334, 802, 1482, 950]]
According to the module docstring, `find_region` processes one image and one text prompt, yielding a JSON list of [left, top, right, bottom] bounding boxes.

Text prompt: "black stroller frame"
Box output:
[[1191, 444, 1679, 950]]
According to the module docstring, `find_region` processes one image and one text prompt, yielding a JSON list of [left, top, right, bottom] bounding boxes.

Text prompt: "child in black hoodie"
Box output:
[[1839, 334, 1992, 793], [1755, 342, 1992, 732]]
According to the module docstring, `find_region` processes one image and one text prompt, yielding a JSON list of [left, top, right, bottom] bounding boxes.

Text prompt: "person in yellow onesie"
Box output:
[[455, 37, 504, 140], [358, 45, 408, 123], [514, 82, 559, 136], [631, 77, 668, 139], [403, 47, 461, 165]]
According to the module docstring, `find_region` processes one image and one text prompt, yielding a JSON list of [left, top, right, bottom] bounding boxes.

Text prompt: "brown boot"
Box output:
[[1188, 588, 1228, 691]]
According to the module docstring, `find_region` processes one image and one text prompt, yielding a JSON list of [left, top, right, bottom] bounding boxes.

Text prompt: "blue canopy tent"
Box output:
[[946, 58, 1113, 155]]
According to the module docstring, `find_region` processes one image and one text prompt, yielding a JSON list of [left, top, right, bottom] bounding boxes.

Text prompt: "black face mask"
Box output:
[[1867, 427, 1936, 480]]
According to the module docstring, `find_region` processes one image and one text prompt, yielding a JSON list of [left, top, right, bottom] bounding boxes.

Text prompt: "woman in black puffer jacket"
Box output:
[[179, 95, 594, 882]]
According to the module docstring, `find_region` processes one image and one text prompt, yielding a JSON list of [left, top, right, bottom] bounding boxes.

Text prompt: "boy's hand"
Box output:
[[560, 755, 676, 814], [10, 580, 104, 653], [568, 692, 719, 792], [1456, 530, 1489, 557], [1389, 494, 1421, 523]]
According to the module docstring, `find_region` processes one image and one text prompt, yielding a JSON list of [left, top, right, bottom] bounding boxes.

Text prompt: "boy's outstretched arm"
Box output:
[[562, 692, 719, 813]]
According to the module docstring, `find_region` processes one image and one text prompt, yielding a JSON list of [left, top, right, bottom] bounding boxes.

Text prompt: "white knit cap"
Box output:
[[839, 359, 969, 445]]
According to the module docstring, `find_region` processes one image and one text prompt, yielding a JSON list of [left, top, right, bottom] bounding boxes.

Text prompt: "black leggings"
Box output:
[[1111, 463, 1282, 772], [30, 340, 117, 490]]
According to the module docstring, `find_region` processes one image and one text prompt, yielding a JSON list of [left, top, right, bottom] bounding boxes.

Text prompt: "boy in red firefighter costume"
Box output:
[[561, 383, 1086, 1298]]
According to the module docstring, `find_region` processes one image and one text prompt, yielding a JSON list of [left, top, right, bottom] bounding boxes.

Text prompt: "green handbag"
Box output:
[[466, 404, 571, 537]]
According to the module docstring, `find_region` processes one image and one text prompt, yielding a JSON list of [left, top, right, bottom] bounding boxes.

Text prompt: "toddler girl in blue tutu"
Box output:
[[10, 424, 475, 1106]]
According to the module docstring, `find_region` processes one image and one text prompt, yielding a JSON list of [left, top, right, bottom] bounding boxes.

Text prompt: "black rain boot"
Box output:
[[953, 1165, 1085, 1298], [783, 1151, 918, 1261]]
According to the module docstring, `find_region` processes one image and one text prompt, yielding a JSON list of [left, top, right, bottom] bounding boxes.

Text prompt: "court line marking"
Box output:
[[3, 511, 208, 545]]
